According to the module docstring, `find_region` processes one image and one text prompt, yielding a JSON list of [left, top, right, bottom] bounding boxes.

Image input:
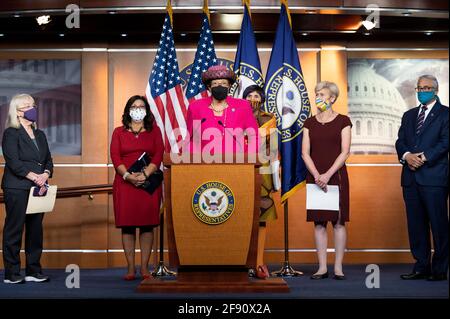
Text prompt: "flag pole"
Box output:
[[152, 206, 176, 277], [271, 199, 303, 277]]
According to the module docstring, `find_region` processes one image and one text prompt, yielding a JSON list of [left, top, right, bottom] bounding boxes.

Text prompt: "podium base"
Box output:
[[137, 271, 290, 293]]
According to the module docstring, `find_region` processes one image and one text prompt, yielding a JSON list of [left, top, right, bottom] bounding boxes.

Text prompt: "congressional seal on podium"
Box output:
[[192, 181, 235, 225]]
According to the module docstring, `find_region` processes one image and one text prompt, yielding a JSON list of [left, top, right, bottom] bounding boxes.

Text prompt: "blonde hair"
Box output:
[[315, 81, 340, 103], [5, 94, 35, 129]]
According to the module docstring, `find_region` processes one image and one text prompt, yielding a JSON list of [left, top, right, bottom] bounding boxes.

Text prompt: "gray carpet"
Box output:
[[0, 264, 447, 299]]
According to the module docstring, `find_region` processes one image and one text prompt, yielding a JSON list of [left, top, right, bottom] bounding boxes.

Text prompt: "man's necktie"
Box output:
[[416, 105, 428, 134]]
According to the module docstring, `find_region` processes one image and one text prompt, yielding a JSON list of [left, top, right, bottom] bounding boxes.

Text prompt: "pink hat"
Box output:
[[201, 65, 236, 85]]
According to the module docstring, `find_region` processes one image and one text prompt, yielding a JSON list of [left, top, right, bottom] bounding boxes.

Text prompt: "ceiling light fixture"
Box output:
[[36, 15, 52, 25]]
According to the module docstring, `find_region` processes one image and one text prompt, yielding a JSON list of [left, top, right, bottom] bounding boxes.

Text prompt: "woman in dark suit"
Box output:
[[1, 94, 53, 284]]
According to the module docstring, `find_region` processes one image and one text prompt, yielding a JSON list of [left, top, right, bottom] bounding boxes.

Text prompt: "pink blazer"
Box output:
[[186, 96, 259, 155]]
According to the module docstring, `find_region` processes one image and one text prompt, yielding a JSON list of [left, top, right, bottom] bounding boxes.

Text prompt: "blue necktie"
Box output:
[[416, 105, 428, 134]]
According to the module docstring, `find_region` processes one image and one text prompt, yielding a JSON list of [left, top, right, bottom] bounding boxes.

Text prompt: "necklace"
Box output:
[[130, 126, 143, 137], [209, 102, 228, 114]]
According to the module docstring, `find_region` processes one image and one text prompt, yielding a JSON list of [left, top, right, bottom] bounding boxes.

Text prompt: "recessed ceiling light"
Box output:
[[302, 32, 308, 36], [425, 31, 433, 36], [180, 33, 187, 37], [59, 33, 65, 37], [0, 34, 4, 37], [305, 10, 316, 14], [36, 15, 51, 25], [121, 33, 128, 37], [363, 32, 371, 36], [402, 12, 411, 16], [108, 11, 117, 14], [13, 13, 20, 18]]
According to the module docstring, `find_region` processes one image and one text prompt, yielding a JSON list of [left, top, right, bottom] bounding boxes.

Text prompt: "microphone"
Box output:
[[190, 118, 206, 142], [218, 120, 242, 150]]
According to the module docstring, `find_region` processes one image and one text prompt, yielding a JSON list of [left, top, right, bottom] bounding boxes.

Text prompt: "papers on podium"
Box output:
[[26, 185, 58, 214], [306, 183, 339, 211]]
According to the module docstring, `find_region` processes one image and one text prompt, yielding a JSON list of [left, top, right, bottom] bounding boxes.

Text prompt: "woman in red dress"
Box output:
[[302, 81, 352, 280], [110, 95, 164, 281]]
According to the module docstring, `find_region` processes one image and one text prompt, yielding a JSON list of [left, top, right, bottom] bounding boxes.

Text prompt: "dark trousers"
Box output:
[[2, 188, 44, 278], [402, 179, 449, 275]]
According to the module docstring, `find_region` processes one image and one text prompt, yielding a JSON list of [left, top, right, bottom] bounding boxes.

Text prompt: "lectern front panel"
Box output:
[[171, 164, 255, 266]]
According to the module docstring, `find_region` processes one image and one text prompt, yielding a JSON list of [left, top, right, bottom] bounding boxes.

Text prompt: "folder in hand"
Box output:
[[306, 183, 339, 211], [127, 152, 163, 194], [26, 185, 58, 214], [128, 152, 150, 173]]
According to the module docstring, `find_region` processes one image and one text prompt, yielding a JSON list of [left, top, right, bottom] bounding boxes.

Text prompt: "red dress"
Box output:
[[304, 114, 352, 225], [110, 126, 164, 227]]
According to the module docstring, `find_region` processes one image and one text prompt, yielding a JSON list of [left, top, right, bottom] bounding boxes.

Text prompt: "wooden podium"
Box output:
[[137, 153, 289, 293]]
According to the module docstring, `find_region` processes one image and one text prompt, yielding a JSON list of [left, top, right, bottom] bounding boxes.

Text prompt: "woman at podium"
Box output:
[[185, 65, 259, 156], [243, 85, 279, 279], [110, 95, 164, 281]]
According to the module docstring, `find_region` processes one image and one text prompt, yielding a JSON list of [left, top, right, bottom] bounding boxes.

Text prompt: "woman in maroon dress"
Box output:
[[302, 81, 352, 280], [110, 95, 164, 281]]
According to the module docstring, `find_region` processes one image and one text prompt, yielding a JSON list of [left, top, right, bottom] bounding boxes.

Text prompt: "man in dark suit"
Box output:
[[396, 75, 449, 281]]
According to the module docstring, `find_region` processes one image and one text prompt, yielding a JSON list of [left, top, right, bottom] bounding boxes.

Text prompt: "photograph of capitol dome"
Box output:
[[0, 59, 81, 156], [348, 58, 449, 155]]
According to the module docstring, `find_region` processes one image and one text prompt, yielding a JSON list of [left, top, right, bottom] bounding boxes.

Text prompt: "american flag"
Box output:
[[184, 4, 218, 102], [146, 7, 188, 153]]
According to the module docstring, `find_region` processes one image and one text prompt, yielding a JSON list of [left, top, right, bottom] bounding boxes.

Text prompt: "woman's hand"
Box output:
[[143, 164, 157, 179], [315, 173, 331, 192], [34, 172, 49, 187], [126, 172, 146, 187]]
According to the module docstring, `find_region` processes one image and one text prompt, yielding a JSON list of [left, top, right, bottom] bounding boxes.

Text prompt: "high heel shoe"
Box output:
[[256, 265, 270, 279], [310, 272, 329, 280], [333, 273, 346, 280], [123, 274, 136, 281], [142, 273, 152, 280]]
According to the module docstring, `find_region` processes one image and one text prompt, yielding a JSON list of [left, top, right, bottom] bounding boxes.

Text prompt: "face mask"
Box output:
[[129, 108, 146, 122], [417, 91, 436, 105], [211, 86, 229, 101], [315, 98, 331, 112], [23, 107, 37, 122]]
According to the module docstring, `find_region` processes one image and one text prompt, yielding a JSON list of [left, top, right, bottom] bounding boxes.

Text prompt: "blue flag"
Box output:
[[231, 0, 264, 98], [263, 0, 311, 203]]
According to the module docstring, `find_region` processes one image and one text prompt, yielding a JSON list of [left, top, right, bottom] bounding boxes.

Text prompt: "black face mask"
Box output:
[[211, 86, 229, 101]]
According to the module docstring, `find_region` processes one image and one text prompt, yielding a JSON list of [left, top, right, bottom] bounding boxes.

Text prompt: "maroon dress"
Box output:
[[110, 126, 164, 227], [304, 114, 352, 225]]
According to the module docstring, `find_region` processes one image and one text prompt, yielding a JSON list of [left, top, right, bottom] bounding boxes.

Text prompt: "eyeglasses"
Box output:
[[415, 86, 436, 92]]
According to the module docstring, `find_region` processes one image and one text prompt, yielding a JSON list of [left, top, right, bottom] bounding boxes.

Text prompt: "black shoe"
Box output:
[[400, 272, 429, 280], [4, 274, 25, 284], [25, 273, 50, 283], [333, 274, 346, 280], [426, 274, 447, 281], [310, 272, 329, 280]]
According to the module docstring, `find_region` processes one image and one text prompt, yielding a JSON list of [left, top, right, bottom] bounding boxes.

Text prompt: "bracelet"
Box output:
[[44, 170, 51, 175], [122, 172, 131, 181]]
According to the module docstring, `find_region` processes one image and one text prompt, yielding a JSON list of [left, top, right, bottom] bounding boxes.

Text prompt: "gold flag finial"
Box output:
[[243, 0, 251, 18], [203, 0, 210, 21], [281, 0, 292, 27], [167, 0, 173, 25]]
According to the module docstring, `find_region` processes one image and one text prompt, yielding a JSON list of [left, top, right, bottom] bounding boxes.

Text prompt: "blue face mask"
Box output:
[[417, 91, 436, 105]]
